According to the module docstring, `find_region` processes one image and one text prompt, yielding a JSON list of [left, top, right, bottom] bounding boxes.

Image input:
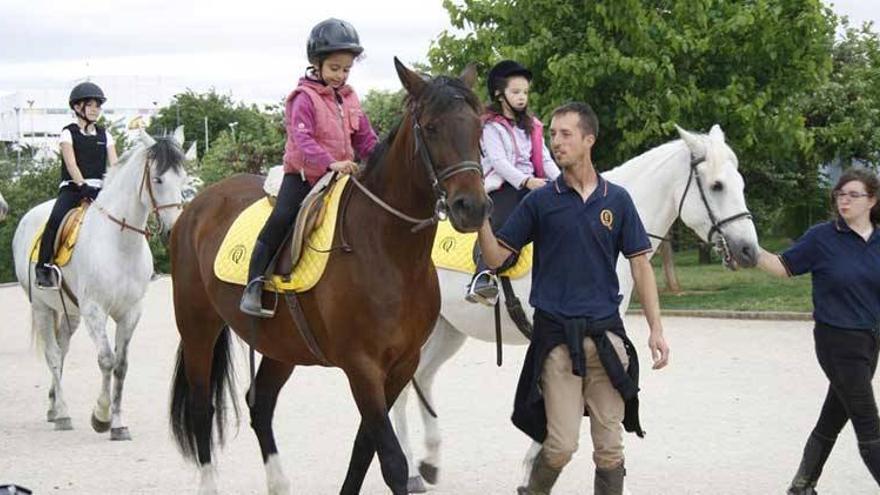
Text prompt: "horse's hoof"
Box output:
[[516, 487, 529, 495], [110, 427, 132, 441], [407, 476, 427, 493], [91, 412, 111, 433], [47, 410, 57, 422], [418, 462, 438, 485], [53, 417, 73, 431]]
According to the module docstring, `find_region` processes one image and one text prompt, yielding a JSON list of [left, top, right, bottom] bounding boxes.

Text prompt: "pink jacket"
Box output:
[[483, 113, 546, 178], [283, 77, 377, 184]]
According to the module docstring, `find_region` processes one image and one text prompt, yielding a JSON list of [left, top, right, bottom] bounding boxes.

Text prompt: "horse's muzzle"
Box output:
[[448, 193, 492, 232]]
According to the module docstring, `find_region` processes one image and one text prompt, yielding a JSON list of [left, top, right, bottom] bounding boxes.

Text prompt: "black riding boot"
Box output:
[[595, 463, 625, 495], [516, 452, 561, 495], [788, 433, 836, 494], [859, 440, 880, 485], [35, 263, 60, 290], [465, 257, 499, 305], [239, 240, 276, 318]]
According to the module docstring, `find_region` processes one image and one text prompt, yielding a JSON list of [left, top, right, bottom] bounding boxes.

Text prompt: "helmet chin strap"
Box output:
[[499, 93, 527, 120], [73, 103, 96, 127]]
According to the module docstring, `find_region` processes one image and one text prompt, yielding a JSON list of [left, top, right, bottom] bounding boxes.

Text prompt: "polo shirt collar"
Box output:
[[554, 174, 608, 203], [834, 218, 880, 244]]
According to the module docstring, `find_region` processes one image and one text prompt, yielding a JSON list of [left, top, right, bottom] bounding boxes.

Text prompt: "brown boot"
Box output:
[[517, 453, 561, 495], [595, 462, 625, 495]]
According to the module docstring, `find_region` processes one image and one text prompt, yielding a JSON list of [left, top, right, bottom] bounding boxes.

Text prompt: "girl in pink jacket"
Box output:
[[466, 60, 560, 305], [241, 18, 378, 318]]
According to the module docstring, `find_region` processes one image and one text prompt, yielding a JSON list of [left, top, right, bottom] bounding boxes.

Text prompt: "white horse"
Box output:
[[0, 189, 8, 221], [12, 128, 188, 439], [394, 125, 761, 492]]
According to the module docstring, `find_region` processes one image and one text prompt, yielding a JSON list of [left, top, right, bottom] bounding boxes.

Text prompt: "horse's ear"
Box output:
[[395, 57, 426, 98], [459, 63, 478, 89], [140, 129, 156, 148], [675, 124, 706, 159], [172, 125, 185, 147], [708, 124, 725, 141]]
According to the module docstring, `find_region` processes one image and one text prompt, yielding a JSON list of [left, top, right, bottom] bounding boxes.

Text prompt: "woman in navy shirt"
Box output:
[[758, 168, 880, 493]]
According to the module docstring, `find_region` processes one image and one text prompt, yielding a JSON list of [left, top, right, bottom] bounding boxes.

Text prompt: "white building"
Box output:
[[0, 75, 179, 153]]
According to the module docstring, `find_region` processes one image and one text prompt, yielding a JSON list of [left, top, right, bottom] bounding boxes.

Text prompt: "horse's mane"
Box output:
[[603, 132, 735, 185], [361, 75, 481, 180], [103, 137, 185, 188]]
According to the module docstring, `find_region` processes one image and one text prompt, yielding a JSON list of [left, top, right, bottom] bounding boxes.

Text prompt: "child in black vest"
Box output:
[[35, 81, 119, 289]]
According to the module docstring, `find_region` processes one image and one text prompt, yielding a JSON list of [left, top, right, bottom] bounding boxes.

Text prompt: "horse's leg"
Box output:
[[391, 385, 425, 493], [53, 310, 80, 429], [413, 316, 467, 486], [247, 357, 295, 495], [519, 441, 542, 489], [106, 303, 142, 440], [341, 357, 417, 495], [34, 305, 72, 430], [81, 300, 114, 435]]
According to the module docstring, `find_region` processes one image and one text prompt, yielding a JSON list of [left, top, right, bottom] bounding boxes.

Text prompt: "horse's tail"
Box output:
[[169, 325, 239, 463]]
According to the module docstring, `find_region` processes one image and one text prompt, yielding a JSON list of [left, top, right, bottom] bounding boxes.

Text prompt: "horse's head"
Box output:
[[675, 125, 758, 269], [394, 58, 491, 232], [138, 127, 188, 236]]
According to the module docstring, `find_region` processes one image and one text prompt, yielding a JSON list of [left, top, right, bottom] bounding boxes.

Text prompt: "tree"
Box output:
[[775, 18, 880, 237], [429, 0, 836, 231], [148, 89, 278, 159], [361, 89, 406, 138], [198, 105, 285, 185]]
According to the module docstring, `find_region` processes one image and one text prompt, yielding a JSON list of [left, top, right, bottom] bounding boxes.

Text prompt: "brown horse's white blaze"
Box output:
[[167, 58, 489, 495]]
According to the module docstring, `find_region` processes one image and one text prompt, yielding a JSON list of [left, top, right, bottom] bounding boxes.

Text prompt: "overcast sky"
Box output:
[[0, 0, 877, 105]]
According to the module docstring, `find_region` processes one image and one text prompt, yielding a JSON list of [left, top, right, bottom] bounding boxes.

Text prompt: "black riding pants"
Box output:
[[256, 172, 311, 254], [38, 186, 85, 265], [812, 322, 880, 443], [810, 322, 880, 483]]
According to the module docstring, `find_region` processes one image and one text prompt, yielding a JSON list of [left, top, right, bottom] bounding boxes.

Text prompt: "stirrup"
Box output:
[[465, 270, 499, 306], [37, 264, 62, 291], [240, 277, 279, 318]]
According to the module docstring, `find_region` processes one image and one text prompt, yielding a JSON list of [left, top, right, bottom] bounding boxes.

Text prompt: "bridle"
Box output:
[[95, 154, 184, 239], [650, 154, 752, 266], [349, 99, 483, 233]]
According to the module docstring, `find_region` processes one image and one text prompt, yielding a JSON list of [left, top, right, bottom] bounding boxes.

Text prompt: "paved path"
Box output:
[[0, 279, 877, 494]]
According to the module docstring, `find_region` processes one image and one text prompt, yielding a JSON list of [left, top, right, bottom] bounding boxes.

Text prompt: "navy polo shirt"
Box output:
[[496, 175, 652, 319], [781, 220, 880, 330]]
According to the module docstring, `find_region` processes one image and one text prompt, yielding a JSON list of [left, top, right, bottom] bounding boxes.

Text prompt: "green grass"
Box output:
[[631, 237, 813, 313]]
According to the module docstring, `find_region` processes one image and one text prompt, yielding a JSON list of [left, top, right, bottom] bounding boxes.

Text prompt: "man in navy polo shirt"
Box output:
[[477, 101, 670, 495]]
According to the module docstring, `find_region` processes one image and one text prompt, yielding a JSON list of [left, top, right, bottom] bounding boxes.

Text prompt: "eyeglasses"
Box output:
[[833, 191, 871, 200]]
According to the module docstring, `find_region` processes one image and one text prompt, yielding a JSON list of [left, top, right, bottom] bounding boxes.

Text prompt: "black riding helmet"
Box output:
[[307, 18, 364, 65], [486, 60, 532, 102], [69, 82, 106, 109]]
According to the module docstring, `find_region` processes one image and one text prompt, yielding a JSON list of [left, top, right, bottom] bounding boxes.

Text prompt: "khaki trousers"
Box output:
[[540, 333, 629, 470]]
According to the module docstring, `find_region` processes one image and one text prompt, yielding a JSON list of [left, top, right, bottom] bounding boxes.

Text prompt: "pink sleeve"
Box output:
[[288, 94, 334, 170], [352, 112, 378, 161]]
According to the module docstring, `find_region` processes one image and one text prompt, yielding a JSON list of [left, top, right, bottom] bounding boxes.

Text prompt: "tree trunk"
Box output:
[[659, 240, 682, 294], [698, 243, 713, 264]]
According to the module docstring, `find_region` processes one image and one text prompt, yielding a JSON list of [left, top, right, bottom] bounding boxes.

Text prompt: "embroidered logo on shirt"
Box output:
[[600, 209, 614, 230]]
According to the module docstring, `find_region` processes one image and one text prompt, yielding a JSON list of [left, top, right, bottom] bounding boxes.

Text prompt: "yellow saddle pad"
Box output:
[[213, 175, 349, 293], [29, 205, 88, 267], [431, 219, 532, 279]]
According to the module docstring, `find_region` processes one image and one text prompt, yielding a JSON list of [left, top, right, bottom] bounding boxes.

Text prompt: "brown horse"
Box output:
[[168, 59, 490, 495]]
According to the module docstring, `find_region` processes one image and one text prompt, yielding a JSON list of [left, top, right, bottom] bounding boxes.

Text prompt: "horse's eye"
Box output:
[[711, 181, 723, 192], [424, 124, 438, 134], [153, 177, 164, 185]]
